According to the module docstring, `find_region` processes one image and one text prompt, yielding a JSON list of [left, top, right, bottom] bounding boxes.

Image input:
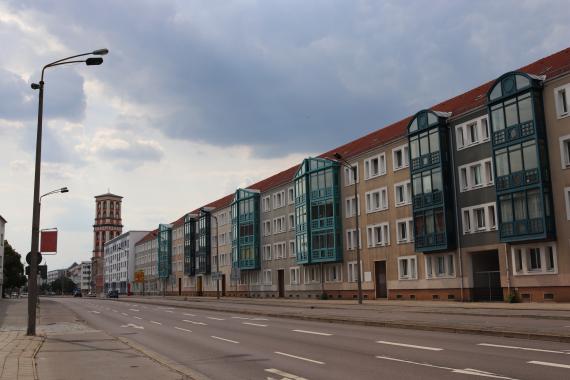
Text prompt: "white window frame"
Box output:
[[455, 115, 490, 150], [262, 196, 271, 212], [511, 243, 558, 275], [262, 244, 272, 260], [288, 213, 295, 230], [343, 164, 359, 186], [345, 195, 361, 218], [394, 180, 412, 207], [273, 242, 286, 259], [325, 264, 342, 282], [392, 144, 409, 171], [365, 187, 388, 213], [263, 220, 271, 236], [366, 223, 390, 248], [287, 186, 295, 204], [398, 256, 417, 280], [396, 217, 414, 244], [289, 240, 296, 258], [425, 253, 455, 279], [461, 202, 497, 234], [263, 269, 272, 285], [272, 190, 285, 209], [272, 216, 286, 234], [364, 153, 386, 180], [347, 261, 362, 283], [290, 267, 300, 285], [346, 229, 361, 251], [559, 134, 570, 169], [458, 158, 494, 192], [554, 84, 570, 119], [304, 266, 321, 284]]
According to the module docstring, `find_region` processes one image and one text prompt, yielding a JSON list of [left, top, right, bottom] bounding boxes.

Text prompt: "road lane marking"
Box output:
[[150, 321, 162, 325], [129, 309, 140, 312], [231, 316, 250, 320], [478, 343, 568, 355], [243, 322, 267, 327], [376, 340, 443, 351], [183, 313, 196, 317], [275, 351, 324, 365], [121, 313, 129, 316], [121, 323, 144, 330], [112, 309, 118, 313], [265, 368, 307, 380], [207, 317, 225, 321], [528, 360, 570, 369], [183, 320, 207, 325], [134, 316, 143, 320], [163, 310, 174, 313], [293, 329, 332, 336], [174, 327, 192, 333], [252, 317, 268, 321], [90, 311, 100, 314], [376, 356, 519, 379], [211, 336, 239, 344]]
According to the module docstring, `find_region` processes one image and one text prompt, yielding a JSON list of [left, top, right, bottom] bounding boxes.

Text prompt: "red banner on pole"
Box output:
[[40, 229, 58, 254]]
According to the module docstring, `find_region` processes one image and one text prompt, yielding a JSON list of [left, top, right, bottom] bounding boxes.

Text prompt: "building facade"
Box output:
[[91, 193, 123, 295], [103, 230, 149, 294], [0, 215, 6, 296], [67, 262, 81, 288], [80, 261, 91, 293], [47, 269, 66, 284], [130, 48, 570, 302]]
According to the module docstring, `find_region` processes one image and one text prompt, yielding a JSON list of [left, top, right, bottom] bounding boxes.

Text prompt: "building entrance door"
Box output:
[[178, 277, 182, 296], [375, 261, 388, 298], [221, 274, 226, 296], [472, 250, 503, 301], [196, 276, 203, 296], [278, 270, 285, 298]]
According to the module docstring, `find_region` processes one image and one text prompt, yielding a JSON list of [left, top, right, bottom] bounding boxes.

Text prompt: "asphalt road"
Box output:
[[51, 297, 570, 380]]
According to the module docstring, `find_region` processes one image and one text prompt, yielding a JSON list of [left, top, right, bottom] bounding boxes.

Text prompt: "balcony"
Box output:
[[310, 187, 334, 200], [311, 217, 335, 230], [415, 232, 446, 251], [310, 248, 341, 263], [499, 217, 552, 241], [493, 120, 535, 146], [413, 190, 443, 210], [411, 151, 441, 172], [496, 168, 540, 191]]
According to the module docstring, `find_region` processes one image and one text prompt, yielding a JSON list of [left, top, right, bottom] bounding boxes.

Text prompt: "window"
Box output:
[[289, 240, 296, 258], [365, 188, 388, 213], [396, 218, 413, 244], [398, 256, 417, 280], [273, 242, 286, 259], [263, 269, 272, 285], [346, 229, 361, 250], [288, 187, 295, 204], [565, 187, 570, 221], [560, 134, 570, 169], [366, 223, 390, 247], [262, 196, 271, 212], [425, 254, 455, 278], [455, 116, 490, 150], [462, 203, 497, 234], [288, 213, 295, 230], [273, 190, 285, 209], [458, 158, 494, 192], [325, 264, 342, 282], [394, 181, 412, 207], [304, 266, 321, 284], [344, 164, 359, 186], [262, 245, 272, 260], [290, 267, 300, 285], [392, 144, 409, 171], [347, 261, 362, 283], [272, 216, 286, 234], [263, 220, 271, 236], [511, 244, 557, 275], [364, 153, 386, 179], [554, 84, 569, 118], [345, 195, 361, 217]]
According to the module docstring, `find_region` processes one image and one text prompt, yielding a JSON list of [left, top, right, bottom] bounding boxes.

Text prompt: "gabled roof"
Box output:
[[135, 229, 158, 246], [164, 46, 570, 229]]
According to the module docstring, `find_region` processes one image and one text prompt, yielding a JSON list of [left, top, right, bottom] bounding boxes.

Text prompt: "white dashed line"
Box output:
[[174, 327, 192, 333], [211, 336, 239, 344], [163, 310, 174, 313], [293, 329, 332, 336], [183, 313, 196, 317], [274, 351, 324, 365], [121, 313, 129, 316], [90, 311, 100, 314], [129, 309, 140, 312], [376, 340, 443, 351], [528, 360, 570, 369], [265, 368, 307, 380], [231, 316, 250, 320], [134, 316, 143, 320], [242, 322, 267, 327], [150, 321, 162, 325], [207, 317, 225, 321], [112, 310, 118, 313], [478, 343, 569, 355], [183, 320, 207, 325]]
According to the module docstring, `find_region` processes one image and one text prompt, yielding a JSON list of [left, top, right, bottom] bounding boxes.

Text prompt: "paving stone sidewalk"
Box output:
[[0, 330, 42, 380]]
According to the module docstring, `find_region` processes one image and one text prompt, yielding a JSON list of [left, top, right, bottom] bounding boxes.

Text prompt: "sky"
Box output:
[[1, 0, 569, 270]]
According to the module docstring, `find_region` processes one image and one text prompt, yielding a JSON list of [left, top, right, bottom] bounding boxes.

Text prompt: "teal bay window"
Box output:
[[407, 110, 455, 253], [196, 212, 211, 274], [157, 223, 172, 279], [231, 189, 260, 270], [183, 214, 197, 276], [294, 158, 342, 264], [487, 71, 555, 242]]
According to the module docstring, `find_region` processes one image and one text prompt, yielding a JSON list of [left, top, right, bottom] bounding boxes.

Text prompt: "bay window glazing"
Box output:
[[157, 223, 172, 279], [231, 189, 260, 270], [183, 214, 197, 276]]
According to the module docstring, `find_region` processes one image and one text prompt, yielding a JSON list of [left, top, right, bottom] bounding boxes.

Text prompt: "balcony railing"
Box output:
[[310, 187, 334, 200], [310, 248, 341, 262], [411, 151, 441, 172], [415, 232, 446, 249], [496, 168, 539, 191], [413, 190, 443, 209], [500, 217, 546, 239], [493, 120, 535, 146], [311, 217, 335, 230]]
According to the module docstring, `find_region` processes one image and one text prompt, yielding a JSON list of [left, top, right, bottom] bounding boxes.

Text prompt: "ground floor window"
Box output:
[[325, 264, 342, 282], [290, 267, 300, 285], [304, 266, 321, 284], [347, 261, 362, 283], [263, 269, 272, 285], [512, 243, 557, 275], [398, 256, 417, 280], [425, 253, 455, 278]]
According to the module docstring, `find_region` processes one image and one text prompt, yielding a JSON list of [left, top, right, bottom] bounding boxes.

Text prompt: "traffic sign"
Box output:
[[26, 252, 42, 265]]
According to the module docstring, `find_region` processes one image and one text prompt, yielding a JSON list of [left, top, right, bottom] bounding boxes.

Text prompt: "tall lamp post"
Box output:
[[27, 49, 108, 336], [331, 153, 363, 304], [201, 207, 220, 300]]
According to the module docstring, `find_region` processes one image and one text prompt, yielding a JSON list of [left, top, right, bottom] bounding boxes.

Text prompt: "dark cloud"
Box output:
[[4, 0, 570, 157]]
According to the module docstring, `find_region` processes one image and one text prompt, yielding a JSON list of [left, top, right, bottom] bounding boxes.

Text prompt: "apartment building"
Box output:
[[103, 230, 149, 294], [133, 230, 158, 295], [47, 269, 66, 284], [80, 261, 91, 293], [133, 47, 570, 302]]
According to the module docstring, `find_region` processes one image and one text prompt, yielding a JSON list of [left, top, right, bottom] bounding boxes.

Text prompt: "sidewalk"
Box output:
[[0, 299, 188, 380], [118, 295, 570, 342]]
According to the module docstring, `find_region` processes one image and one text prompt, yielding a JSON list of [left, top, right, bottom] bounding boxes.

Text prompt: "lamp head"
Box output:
[[92, 48, 109, 56], [31, 83, 40, 90], [60, 187, 69, 193], [86, 57, 103, 66]]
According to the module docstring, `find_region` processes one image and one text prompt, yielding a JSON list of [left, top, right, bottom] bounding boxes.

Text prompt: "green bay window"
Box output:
[[231, 189, 260, 270], [487, 71, 555, 242], [195, 212, 211, 274], [183, 214, 197, 276], [157, 223, 172, 279]]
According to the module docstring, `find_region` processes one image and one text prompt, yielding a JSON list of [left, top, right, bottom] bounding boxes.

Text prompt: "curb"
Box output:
[[114, 298, 570, 343], [118, 336, 210, 380]]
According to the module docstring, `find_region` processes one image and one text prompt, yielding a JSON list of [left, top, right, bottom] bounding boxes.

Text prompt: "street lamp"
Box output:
[[331, 153, 363, 304], [27, 49, 108, 336], [201, 207, 220, 300]]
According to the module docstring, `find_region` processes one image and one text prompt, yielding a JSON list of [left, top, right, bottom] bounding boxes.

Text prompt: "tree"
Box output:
[[50, 277, 77, 294], [3, 241, 27, 296]]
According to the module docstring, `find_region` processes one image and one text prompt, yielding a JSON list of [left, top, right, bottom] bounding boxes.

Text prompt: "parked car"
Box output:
[[107, 290, 119, 298], [73, 291, 82, 297]]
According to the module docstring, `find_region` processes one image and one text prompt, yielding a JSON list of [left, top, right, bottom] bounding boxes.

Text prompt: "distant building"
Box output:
[[0, 215, 6, 295], [80, 261, 91, 293], [134, 230, 159, 295], [91, 192, 123, 295], [47, 269, 66, 284], [67, 262, 81, 288], [103, 231, 149, 294]]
